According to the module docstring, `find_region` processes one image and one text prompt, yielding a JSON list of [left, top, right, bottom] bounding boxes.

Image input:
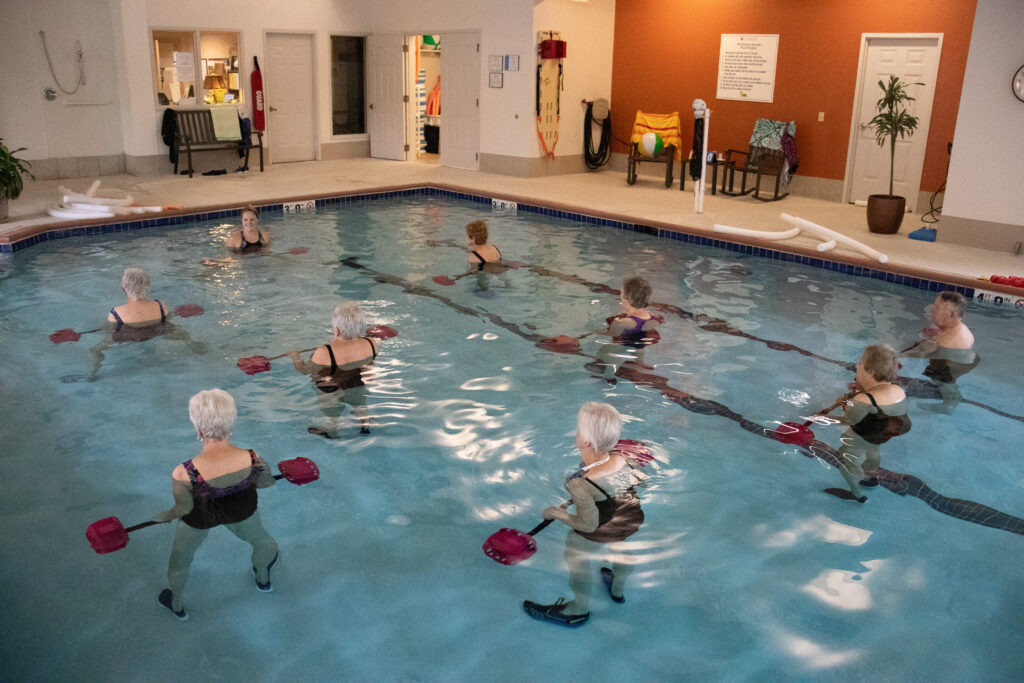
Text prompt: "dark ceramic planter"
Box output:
[[866, 194, 906, 234]]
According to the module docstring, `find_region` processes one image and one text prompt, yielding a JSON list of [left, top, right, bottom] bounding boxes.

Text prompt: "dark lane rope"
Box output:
[[421, 239, 1023, 423], [339, 256, 1024, 538]]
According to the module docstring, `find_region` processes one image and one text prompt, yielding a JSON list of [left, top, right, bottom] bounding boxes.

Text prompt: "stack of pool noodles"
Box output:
[[713, 213, 889, 264], [47, 180, 165, 220]]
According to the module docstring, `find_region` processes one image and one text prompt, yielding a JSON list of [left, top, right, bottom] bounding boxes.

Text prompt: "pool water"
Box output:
[[1, 196, 1023, 680]]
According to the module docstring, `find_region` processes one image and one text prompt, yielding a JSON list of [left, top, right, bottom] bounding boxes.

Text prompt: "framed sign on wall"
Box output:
[[716, 34, 779, 103]]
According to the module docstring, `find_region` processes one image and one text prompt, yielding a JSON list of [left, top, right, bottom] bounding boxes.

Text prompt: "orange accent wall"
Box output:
[[610, 0, 976, 192]]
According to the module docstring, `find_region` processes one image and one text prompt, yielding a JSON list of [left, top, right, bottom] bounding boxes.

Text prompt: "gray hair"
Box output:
[[332, 300, 367, 340], [121, 267, 150, 299], [577, 401, 622, 455], [860, 344, 899, 383], [188, 388, 237, 441], [937, 291, 966, 319]]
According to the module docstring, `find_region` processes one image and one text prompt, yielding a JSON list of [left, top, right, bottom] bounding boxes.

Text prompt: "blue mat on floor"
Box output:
[[909, 227, 937, 242]]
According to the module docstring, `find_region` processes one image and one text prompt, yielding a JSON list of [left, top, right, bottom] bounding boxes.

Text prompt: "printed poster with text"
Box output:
[[717, 35, 778, 103]]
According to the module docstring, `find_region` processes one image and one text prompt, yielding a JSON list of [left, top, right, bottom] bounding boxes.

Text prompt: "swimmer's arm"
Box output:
[[605, 316, 633, 337], [225, 231, 242, 248], [252, 454, 276, 489], [286, 350, 314, 374], [837, 397, 872, 425], [903, 338, 938, 358], [545, 479, 600, 533], [153, 466, 194, 522]]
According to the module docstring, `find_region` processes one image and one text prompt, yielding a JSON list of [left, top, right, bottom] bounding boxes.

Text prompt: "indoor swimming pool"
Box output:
[[1, 194, 1022, 681]]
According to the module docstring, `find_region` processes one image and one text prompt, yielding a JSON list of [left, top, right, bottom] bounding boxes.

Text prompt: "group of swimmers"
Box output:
[[832, 291, 976, 502], [86, 206, 978, 627]]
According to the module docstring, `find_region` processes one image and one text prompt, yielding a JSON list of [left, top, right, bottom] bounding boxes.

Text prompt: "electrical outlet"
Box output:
[[818, 112, 824, 122]]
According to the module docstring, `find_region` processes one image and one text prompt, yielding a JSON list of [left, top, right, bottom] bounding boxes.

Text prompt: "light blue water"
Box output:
[[1, 196, 1023, 681]]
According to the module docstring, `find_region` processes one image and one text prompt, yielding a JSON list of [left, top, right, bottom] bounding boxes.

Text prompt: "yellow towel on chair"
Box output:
[[630, 110, 683, 161]]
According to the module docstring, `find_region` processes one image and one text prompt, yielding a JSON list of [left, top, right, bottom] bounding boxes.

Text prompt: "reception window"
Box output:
[[152, 30, 241, 106]]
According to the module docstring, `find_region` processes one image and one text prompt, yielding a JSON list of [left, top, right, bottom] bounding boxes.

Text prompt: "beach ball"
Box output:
[[639, 133, 664, 157]]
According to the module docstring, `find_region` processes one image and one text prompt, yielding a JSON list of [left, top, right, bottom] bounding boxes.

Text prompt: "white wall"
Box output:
[[131, 0, 372, 158], [0, 0, 123, 160], [2, 0, 616, 169], [370, 0, 535, 158], [532, 0, 615, 160], [942, 0, 1024, 228], [370, 0, 615, 161]]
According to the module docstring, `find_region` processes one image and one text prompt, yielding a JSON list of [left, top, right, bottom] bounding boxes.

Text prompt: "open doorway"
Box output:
[[407, 34, 441, 164], [366, 32, 478, 168]]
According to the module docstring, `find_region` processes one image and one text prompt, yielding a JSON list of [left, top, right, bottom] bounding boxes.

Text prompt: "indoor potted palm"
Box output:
[[0, 138, 35, 223], [866, 75, 921, 234]]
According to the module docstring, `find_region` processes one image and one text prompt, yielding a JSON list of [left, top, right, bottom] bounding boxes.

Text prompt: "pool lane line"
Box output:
[[338, 256, 1024, 539], [422, 239, 1024, 424]]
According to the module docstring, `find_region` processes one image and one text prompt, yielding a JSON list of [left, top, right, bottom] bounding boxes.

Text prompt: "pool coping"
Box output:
[[3, 181, 1023, 304]]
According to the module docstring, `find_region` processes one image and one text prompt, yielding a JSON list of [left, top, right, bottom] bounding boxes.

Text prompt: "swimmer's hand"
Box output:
[[542, 506, 566, 521], [285, 350, 301, 360]]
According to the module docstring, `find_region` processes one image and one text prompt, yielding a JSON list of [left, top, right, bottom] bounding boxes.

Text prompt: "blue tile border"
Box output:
[[0, 185, 978, 297]]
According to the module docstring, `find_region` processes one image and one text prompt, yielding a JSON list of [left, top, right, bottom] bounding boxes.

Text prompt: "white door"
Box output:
[[367, 34, 406, 161], [440, 32, 480, 170], [265, 33, 316, 163], [847, 35, 941, 211]]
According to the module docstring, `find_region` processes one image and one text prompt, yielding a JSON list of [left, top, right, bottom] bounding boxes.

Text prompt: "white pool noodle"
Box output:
[[780, 213, 889, 264], [86, 179, 101, 197], [713, 224, 801, 240], [816, 239, 837, 252]]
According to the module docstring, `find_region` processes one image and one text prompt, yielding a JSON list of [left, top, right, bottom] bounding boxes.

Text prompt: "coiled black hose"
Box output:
[[583, 101, 611, 170]]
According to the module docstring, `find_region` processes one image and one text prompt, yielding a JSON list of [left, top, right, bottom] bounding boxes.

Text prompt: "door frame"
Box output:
[[263, 30, 320, 163], [842, 33, 943, 205]]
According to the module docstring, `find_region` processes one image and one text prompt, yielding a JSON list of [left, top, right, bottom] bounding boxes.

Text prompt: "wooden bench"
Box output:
[[173, 109, 263, 178]]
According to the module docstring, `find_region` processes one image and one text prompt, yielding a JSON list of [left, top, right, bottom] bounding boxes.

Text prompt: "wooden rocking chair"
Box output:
[[721, 119, 797, 202]]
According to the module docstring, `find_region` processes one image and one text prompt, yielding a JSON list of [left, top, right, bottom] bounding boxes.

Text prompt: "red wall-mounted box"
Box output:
[[539, 40, 566, 59]]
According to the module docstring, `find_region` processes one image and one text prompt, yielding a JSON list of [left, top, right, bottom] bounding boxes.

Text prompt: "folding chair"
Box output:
[[627, 110, 683, 189]]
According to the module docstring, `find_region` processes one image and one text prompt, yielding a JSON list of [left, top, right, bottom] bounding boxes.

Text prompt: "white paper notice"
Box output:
[[173, 51, 195, 84], [716, 35, 778, 103]]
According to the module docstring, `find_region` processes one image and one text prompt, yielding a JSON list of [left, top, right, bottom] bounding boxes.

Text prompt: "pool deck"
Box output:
[[2, 157, 1022, 295]]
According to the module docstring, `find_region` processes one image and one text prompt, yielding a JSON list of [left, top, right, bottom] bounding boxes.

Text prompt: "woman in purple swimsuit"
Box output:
[[587, 276, 664, 383], [153, 389, 279, 621]]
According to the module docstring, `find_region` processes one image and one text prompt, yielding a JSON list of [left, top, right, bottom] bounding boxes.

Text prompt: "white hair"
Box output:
[[188, 389, 237, 441], [332, 300, 367, 340], [121, 267, 150, 300], [577, 402, 622, 455]]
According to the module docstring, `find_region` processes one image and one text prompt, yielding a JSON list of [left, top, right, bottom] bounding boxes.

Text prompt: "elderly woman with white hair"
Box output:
[[153, 389, 278, 622], [287, 300, 379, 437], [107, 267, 170, 339], [83, 267, 190, 381], [523, 402, 645, 628]]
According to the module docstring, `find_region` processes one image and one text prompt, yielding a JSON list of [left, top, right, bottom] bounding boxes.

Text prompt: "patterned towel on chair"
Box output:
[[750, 119, 797, 182]]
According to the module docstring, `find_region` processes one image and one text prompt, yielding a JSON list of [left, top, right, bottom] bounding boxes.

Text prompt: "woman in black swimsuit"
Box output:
[[288, 300, 379, 437], [523, 402, 645, 628], [226, 205, 270, 252], [153, 389, 278, 621], [834, 345, 911, 502], [83, 267, 200, 381]]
